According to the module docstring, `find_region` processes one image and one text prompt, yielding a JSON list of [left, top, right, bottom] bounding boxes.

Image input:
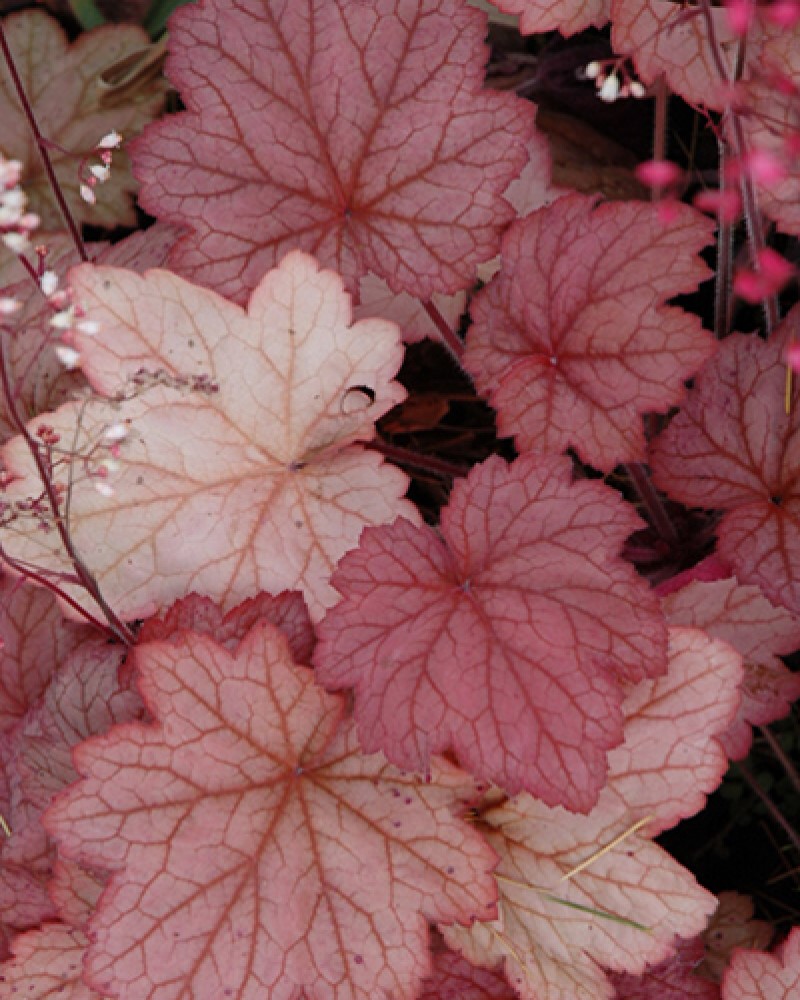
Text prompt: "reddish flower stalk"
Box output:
[[0, 328, 134, 645], [423, 299, 465, 362], [0, 22, 88, 263], [697, 0, 781, 335]]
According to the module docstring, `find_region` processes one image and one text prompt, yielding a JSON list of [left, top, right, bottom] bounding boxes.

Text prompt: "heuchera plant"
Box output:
[[0, 0, 799, 998]]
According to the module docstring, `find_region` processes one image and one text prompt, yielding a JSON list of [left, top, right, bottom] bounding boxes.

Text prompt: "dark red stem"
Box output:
[[624, 462, 679, 545], [0, 544, 111, 633], [0, 23, 88, 263], [368, 438, 471, 479], [423, 299, 466, 363]]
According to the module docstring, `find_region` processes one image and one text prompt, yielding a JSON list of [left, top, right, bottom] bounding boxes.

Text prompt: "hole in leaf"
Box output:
[[341, 385, 376, 413]]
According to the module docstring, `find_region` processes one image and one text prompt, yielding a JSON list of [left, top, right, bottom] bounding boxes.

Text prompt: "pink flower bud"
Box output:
[[764, 0, 800, 27], [0, 297, 21, 315], [787, 340, 800, 374], [734, 249, 795, 303], [693, 188, 742, 222], [746, 148, 788, 186], [723, 0, 756, 34], [635, 159, 684, 189]]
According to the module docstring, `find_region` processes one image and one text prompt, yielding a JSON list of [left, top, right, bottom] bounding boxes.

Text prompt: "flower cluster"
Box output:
[[0, 153, 38, 256], [78, 130, 123, 205], [723, 0, 800, 34], [584, 60, 646, 103]]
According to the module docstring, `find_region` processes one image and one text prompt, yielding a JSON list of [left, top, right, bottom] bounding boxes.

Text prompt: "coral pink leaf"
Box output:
[[650, 318, 800, 615], [12, 642, 142, 826], [45, 623, 497, 1000], [0, 251, 416, 622], [0, 9, 166, 230], [721, 927, 800, 1000], [608, 627, 743, 836], [738, 30, 800, 237], [662, 580, 800, 759], [0, 864, 57, 937], [0, 573, 96, 731], [0, 224, 178, 445], [419, 949, 516, 1000], [609, 935, 720, 1000], [315, 453, 666, 809], [610, 0, 739, 111], [0, 924, 99, 999], [354, 274, 467, 346], [442, 627, 737, 1000], [464, 194, 714, 472], [490, 0, 611, 35], [131, 0, 534, 304], [138, 591, 315, 663], [49, 859, 106, 930], [0, 640, 141, 934]]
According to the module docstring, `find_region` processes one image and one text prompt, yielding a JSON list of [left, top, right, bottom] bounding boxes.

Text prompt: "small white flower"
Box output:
[[79, 183, 96, 205], [2, 232, 29, 253], [97, 131, 123, 150], [585, 61, 601, 80], [51, 307, 76, 330], [103, 423, 129, 442], [629, 81, 646, 98], [0, 158, 22, 189], [0, 297, 22, 315], [0, 204, 22, 227], [54, 344, 81, 370], [17, 212, 39, 232], [599, 73, 621, 102], [89, 164, 111, 183], [40, 270, 59, 296], [77, 319, 100, 336], [0, 187, 25, 211], [93, 480, 115, 498]]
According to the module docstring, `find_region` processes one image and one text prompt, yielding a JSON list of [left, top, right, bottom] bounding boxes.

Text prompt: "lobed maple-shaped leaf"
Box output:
[[650, 319, 800, 616], [131, 0, 534, 305], [0, 733, 49, 931], [45, 622, 497, 1000], [10, 642, 142, 824], [137, 591, 315, 664], [0, 9, 167, 231], [0, 923, 102, 999], [442, 626, 740, 1000], [662, 579, 800, 760], [0, 640, 141, 938], [315, 453, 667, 809], [463, 194, 714, 472], [609, 0, 738, 111], [490, 0, 610, 35], [0, 572, 96, 731], [608, 935, 720, 1000], [721, 927, 800, 1000], [0, 251, 416, 622], [419, 948, 516, 1000]]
